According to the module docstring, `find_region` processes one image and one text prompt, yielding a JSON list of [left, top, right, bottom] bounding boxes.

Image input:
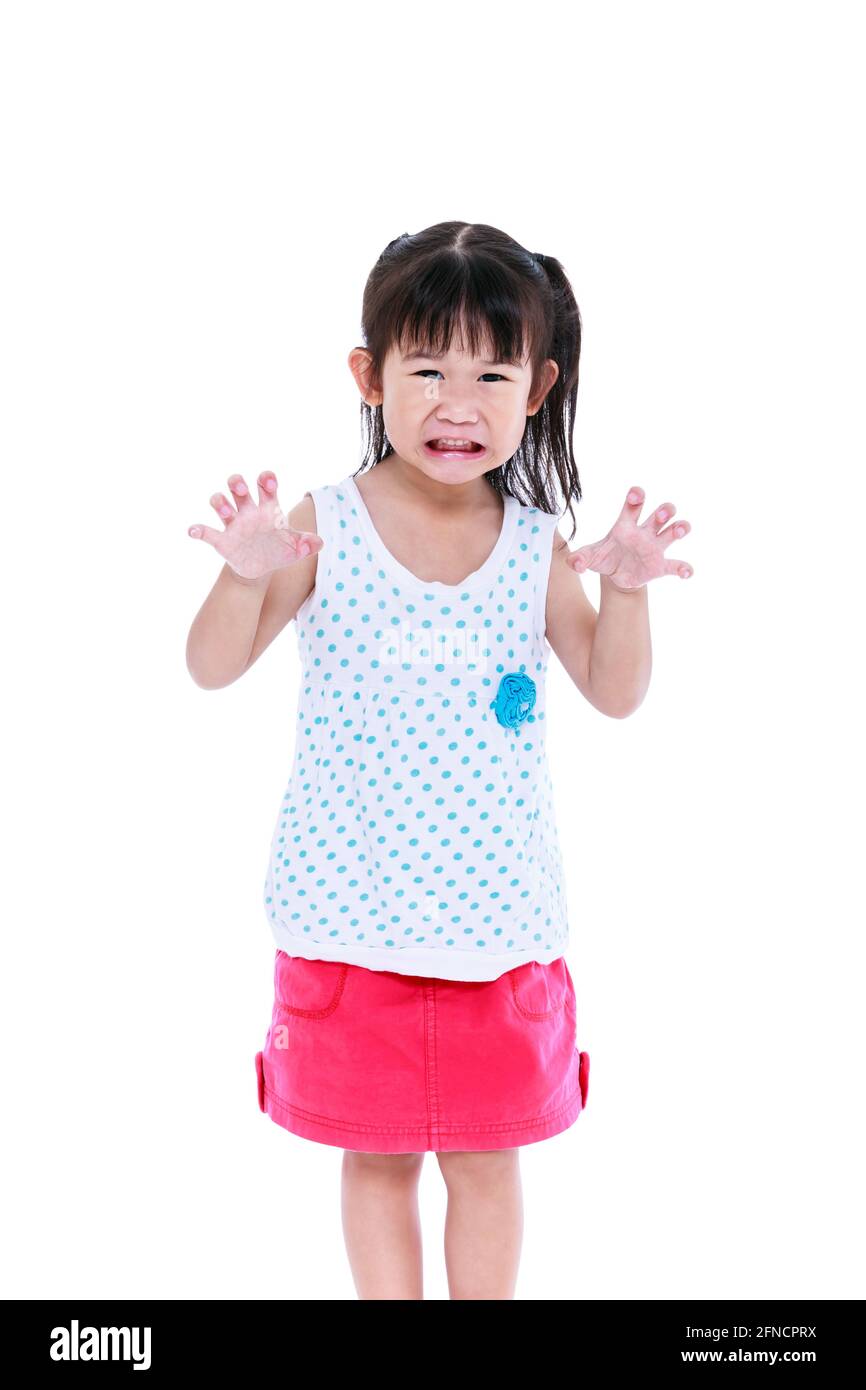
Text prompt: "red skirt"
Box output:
[[254, 950, 590, 1153]]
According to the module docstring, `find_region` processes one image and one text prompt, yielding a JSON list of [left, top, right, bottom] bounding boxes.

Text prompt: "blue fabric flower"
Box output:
[[491, 671, 537, 729]]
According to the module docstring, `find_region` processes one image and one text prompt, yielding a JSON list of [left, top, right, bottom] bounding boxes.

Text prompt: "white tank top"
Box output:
[[262, 472, 569, 981]]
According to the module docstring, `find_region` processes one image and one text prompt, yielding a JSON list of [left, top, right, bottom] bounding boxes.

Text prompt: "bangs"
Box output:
[[385, 261, 548, 373]]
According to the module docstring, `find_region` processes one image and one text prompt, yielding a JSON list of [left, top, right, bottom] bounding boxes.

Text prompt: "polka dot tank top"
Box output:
[[261, 472, 570, 982]]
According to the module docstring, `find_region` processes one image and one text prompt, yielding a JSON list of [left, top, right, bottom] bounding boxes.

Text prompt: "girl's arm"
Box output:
[[185, 493, 319, 689], [545, 535, 651, 719], [585, 575, 651, 718], [546, 485, 692, 718]]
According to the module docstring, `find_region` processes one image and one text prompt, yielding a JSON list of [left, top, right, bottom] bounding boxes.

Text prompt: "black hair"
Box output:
[[356, 220, 582, 538]]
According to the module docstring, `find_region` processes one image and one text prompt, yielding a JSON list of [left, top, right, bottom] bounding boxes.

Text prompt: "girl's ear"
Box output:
[[526, 358, 560, 417], [348, 346, 383, 406]]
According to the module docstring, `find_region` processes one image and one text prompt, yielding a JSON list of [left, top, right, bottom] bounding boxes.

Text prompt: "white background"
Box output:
[[2, 0, 863, 1301]]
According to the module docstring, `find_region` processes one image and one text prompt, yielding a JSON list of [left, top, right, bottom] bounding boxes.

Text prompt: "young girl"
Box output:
[[185, 222, 693, 1300]]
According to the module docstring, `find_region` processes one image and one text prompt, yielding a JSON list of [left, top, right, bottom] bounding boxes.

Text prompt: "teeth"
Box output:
[[430, 438, 478, 449]]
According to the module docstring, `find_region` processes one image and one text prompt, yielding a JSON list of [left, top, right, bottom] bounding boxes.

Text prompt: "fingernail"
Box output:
[[676, 526, 685, 536], [189, 526, 201, 537], [628, 492, 640, 503], [235, 482, 247, 494]]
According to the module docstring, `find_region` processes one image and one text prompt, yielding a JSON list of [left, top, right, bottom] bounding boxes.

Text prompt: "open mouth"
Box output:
[[423, 438, 486, 456]]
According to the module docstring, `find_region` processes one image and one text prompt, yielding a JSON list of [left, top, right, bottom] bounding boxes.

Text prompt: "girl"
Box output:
[[185, 222, 693, 1300]]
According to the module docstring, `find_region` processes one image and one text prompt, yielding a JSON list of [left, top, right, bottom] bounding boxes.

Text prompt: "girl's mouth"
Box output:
[[423, 438, 487, 459]]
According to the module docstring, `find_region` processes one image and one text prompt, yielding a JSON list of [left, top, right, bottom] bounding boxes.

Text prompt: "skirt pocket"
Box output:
[[507, 958, 590, 1112], [507, 957, 568, 1021], [274, 950, 349, 1018]]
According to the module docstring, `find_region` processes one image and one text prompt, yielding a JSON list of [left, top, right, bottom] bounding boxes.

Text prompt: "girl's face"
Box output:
[[349, 326, 559, 486]]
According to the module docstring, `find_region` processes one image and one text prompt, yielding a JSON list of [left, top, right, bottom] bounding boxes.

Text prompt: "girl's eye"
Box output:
[[413, 370, 507, 383]]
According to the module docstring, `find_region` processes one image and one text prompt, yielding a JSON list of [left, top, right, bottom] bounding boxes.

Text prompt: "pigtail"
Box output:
[[521, 252, 582, 537]]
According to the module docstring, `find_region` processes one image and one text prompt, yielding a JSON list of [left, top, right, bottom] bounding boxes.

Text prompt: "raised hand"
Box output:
[[187, 472, 323, 580], [568, 486, 693, 591]]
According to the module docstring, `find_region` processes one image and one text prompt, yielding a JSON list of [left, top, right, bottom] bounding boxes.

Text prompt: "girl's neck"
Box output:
[[361, 456, 501, 520]]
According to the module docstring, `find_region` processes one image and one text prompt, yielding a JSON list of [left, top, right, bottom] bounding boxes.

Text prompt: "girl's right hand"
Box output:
[[187, 472, 323, 580]]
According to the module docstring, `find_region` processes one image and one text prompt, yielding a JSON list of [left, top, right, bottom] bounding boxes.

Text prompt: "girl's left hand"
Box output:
[[568, 486, 693, 591]]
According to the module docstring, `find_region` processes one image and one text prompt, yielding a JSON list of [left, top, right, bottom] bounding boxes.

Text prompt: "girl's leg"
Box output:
[[340, 1151, 426, 1299], [436, 1149, 524, 1300]]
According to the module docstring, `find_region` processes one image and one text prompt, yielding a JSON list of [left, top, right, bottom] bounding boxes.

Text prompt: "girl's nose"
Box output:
[[434, 398, 481, 421], [430, 385, 482, 418]]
